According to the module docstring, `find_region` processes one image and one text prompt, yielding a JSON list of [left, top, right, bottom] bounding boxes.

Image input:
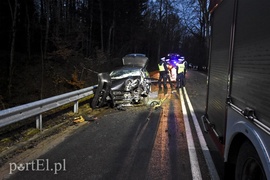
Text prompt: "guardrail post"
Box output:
[[36, 114, 43, 130], [74, 101, 79, 113]]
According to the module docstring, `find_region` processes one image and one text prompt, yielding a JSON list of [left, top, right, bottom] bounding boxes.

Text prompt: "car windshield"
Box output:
[[110, 68, 141, 79]]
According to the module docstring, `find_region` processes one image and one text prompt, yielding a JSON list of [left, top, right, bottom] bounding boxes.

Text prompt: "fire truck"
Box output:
[[202, 0, 270, 179]]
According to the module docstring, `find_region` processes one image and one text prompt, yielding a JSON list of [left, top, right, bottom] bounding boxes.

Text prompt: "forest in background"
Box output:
[[0, 0, 210, 109]]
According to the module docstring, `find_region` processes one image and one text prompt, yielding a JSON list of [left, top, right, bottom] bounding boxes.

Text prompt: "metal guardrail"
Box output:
[[0, 85, 97, 130]]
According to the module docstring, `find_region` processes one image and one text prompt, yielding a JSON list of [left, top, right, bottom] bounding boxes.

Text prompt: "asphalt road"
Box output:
[[184, 70, 224, 179], [4, 70, 224, 180]]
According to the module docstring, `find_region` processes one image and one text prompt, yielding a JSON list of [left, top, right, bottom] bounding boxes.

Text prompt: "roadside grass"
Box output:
[[0, 95, 94, 160]]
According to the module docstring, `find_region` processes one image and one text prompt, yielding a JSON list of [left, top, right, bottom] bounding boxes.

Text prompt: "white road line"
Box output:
[[179, 89, 202, 180], [183, 87, 220, 180]]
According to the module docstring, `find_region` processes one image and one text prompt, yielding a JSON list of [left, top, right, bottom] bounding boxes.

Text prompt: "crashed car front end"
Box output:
[[110, 67, 149, 104], [91, 53, 151, 109]]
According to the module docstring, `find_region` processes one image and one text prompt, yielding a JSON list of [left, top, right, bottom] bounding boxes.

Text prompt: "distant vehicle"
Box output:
[[193, 65, 198, 70], [166, 53, 185, 81], [202, 0, 270, 179], [91, 54, 151, 108], [202, 66, 207, 71]]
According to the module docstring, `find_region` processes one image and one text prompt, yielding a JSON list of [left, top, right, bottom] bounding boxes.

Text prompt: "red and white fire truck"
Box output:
[[202, 0, 270, 179]]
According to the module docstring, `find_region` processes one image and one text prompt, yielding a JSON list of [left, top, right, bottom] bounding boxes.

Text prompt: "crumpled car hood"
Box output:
[[111, 76, 140, 91], [111, 78, 126, 91]]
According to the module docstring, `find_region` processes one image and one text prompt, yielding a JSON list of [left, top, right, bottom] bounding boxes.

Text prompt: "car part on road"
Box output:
[[73, 116, 85, 123], [91, 73, 114, 109]]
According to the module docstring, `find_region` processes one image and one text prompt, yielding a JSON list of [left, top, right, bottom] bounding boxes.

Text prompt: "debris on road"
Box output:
[[73, 116, 85, 123], [116, 105, 126, 111], [150, 94, 169, 109], [84, 115, 98, 121]]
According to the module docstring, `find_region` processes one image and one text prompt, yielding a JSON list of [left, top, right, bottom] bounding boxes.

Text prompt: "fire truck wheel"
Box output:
[[235, 140, 266, 180]]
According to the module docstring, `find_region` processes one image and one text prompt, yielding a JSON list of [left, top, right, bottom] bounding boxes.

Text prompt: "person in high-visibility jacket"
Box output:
[[176, 61, 186, 88], [183, 60, 188, 77], [165, 58, 174, 89], [158, 57, 169, 88]]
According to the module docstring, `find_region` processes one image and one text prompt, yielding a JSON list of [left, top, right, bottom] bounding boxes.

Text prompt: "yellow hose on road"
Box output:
[[150, 94, 169, 109]]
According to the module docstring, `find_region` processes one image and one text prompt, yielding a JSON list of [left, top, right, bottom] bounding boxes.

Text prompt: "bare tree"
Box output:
[[107, 0, 115, 55], [198, 0, 210, 46], [179, 0, 210, 42], [8, 0, 18, 97], [40, 0, 50, 99], [26, 4, 31, 63], [157, 0, 163, 62], [99, 0, 104, 52], [87, 0, 94, 56]]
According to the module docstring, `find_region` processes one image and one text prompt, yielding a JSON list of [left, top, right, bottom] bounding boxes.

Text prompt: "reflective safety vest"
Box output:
[[158, 63, 165, 71], [177, 63, 185, 74], [183, 61, 187, 68]]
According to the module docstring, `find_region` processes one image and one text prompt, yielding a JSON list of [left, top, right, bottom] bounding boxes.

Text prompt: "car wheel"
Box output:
[[235, 140, 266, 180]]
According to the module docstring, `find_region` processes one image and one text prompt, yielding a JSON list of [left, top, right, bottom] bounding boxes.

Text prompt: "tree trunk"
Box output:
[[8, 0, 18, 97], [157, 0, 163, 63], [198, 0, 210, 66], [99, 0, 104, 52], [26, 4, 31, 63], [107, 17, 115, 55], [55, 0, 61, 37], [40, 0, 50, 100], [87, 0, 93, 56]]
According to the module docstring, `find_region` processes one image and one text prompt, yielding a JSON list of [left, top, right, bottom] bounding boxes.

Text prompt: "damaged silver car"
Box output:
[[91, 54, 151, 109]]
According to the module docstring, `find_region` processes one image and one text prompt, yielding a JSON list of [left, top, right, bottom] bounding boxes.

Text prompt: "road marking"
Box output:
[[183, 87, 220, 180], [179, 89, 202, 180]]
